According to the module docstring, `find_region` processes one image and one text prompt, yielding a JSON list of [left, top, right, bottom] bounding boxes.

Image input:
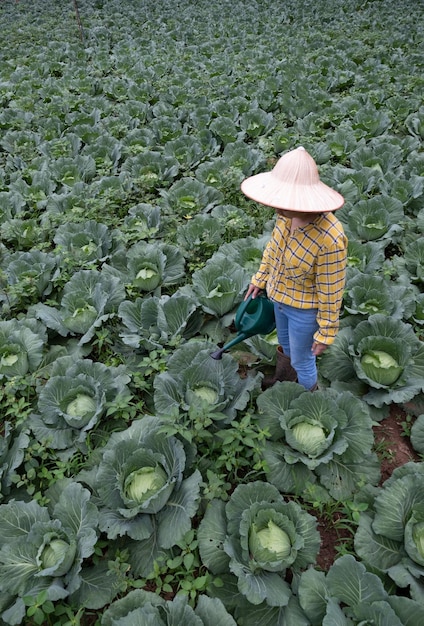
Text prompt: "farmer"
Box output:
[[242, 146, 347, 391]]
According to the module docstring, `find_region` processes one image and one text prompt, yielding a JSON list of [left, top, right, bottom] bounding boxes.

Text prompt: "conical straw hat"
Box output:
[[241, 146, 344, 212]]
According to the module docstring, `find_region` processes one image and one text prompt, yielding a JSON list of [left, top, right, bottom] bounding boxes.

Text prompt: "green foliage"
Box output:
[[1, 0, 424, 622]]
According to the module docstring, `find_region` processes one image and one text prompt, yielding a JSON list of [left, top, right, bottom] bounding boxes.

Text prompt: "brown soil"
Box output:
[[315, 404, 420, 571]]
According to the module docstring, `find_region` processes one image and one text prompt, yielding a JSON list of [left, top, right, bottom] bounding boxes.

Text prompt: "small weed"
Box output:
[[0, 374, 38, 430], [23, 590, 90, 626], [211, 412, 269, 481], [373, 437, 396, 462], [12, 440, 85, 503], [201, 469, 232, 501], [311, 498, 369, 559], [130, 530, 213, 606], [105, 392, 145, 424], [400, 413, 414, 437]]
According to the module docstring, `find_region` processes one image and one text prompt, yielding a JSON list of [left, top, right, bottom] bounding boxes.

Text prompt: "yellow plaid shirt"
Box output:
[[251, 212, 347, 345]]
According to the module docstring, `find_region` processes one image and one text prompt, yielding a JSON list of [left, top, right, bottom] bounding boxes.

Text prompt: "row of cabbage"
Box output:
[[1, 0, 424, 624]]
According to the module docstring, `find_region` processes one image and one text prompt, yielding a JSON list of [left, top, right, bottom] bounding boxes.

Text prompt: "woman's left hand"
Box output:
[[311, 342, 327, 356]]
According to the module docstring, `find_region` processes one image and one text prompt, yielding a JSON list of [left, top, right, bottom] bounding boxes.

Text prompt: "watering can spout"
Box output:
[[210, 294, 276, 360], [210, 332, 248, 360]]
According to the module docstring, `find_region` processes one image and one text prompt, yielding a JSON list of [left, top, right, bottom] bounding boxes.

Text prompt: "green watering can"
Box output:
[[210, 294, 276, 360]]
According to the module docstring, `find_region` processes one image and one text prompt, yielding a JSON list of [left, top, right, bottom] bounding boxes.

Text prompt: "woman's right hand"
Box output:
[[244, 284, 263, 300]]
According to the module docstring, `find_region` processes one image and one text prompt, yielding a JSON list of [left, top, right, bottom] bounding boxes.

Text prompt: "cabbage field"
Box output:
[[1, 0, 424, 623]]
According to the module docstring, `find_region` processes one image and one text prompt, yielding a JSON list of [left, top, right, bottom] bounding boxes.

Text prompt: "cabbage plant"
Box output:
[[319, 314, 424, 407], [354, 462, 424, 605], [342, 195, 404, 242], [398, 236, 424, 284], [256, 383, 380, 500], [209, 116, 243, 145], [159, 178, 224, 217], [221, 141, 265, 176], [406, 106, 424, 139], [411, 294, 424, 326], [78, 416, 201, 577], [210, 234, 270, 275], [0, 422, 29, 503], [211, 204, 256, 239], [121, 203, 163, 242], [121, 150, 179, 191], [239, 107, 275, 138], [53, 219, 113, 264], [345, 239, 386, 275], [153, 341, 262, 423], [28, 356, 131, 454], [245, 328, 280, 363], [0, 318, 47, 379], [2, 249, 59, 310], [49, 154, 97, 186], [0, 217, 44, 250], [344, 271, 416, 320], [410, 413, 424, 455], [105, 241, 185, 293], [0, 481, 102, 624], [176, 214, 224, 254], [184, 257, 248, 317], [80, 134, 122, 175], [163, 134, 211, 170], [101, 590, 236, 626], [298, 554, 423, 625], [119, 292, 203, 351], [31, 269, 126, 344], [195, 142, 265, 193], [198, 481, 320, 608]]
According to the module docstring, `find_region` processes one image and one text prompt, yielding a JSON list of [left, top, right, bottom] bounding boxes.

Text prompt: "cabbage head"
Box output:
[[354, 462, 424, 604], [77, 416, 201, 578], [40, 537, 77, 576], [198, 481, 320, 607], [249, 519, 292, 564], [124, 464, 168, 504], [360, 349, 403, 386], [290, 421, 327, 458], [257, 383, 380, 501]]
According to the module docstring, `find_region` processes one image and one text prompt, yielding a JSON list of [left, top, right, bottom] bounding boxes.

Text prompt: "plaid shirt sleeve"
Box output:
[[314, 238, 347, 344]]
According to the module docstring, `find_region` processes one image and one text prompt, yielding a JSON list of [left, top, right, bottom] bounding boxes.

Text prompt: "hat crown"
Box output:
[[240, 145, 344, 212], [272, 147, 320, 185]]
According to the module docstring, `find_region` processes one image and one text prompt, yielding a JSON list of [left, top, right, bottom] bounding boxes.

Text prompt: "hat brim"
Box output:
[[241, 171, 345, 212]]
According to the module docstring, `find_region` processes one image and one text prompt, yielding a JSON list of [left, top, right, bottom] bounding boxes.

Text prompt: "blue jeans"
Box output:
[[273, 302, 319, 390]]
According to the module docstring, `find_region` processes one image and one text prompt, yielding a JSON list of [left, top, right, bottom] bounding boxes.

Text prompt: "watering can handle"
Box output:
[[235, 294, 253, 322]]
